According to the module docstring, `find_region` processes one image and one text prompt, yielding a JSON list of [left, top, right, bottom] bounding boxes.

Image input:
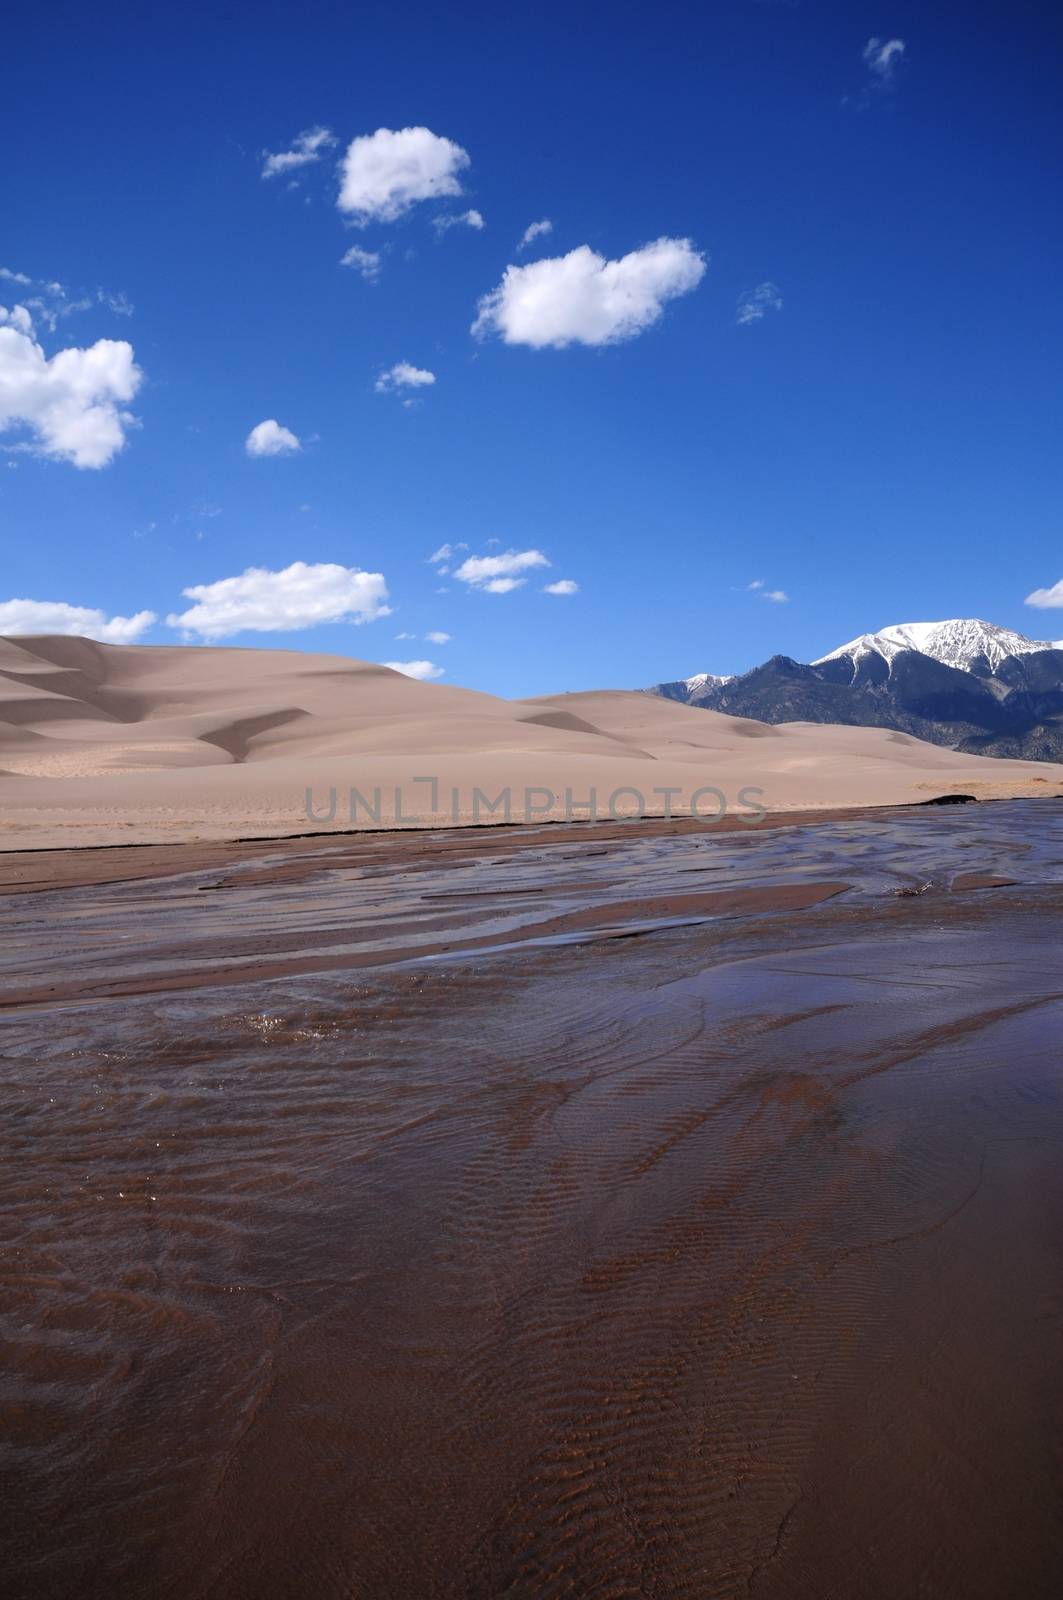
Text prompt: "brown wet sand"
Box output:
[[2, 799, 1063, 1598]]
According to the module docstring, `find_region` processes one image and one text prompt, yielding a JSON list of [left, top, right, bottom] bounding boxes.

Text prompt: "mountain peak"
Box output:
[[681, 671, 734, 691], [814, 618, 1059, 675]]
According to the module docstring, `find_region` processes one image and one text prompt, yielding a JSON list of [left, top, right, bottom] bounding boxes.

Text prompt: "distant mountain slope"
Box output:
[[647, 619, 1063, 761]]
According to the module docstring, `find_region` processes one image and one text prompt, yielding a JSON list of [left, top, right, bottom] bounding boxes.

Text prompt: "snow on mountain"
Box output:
[[681, 671, 734, 691], [814, 619, 1058, 675]]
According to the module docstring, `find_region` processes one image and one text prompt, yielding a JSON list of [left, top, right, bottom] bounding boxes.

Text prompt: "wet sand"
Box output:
[[2, 800, 1063, 1597]]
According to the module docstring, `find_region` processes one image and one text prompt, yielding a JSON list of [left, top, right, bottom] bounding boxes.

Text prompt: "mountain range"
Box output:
[[648, 619, 1063, 762]]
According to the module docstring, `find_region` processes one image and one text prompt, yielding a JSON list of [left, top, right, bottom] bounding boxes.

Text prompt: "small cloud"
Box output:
[[262, 126, 336, 179], [0, 266, 32, 286], [473, 238, 706, 349], [394, 630, 416, 639], [747, 579, 765, 590], [737, 282, 783, 326], [846, 37, 907, 106], [384, 659, 444, 680], [375, 362, 436, 395], [863, 37, 906, 83], [434, 209, 485, 234], [543, 579, 578, 596], [428, 541, 467, 564], [166, 560, 390, 639], [1025, 579, 1063, 609], [0, 597, 155, 642], [425, 630, 451, 643], [245, 419, 301, 456], [517, 219, 553, 252], [340, 246, 383, 281], [455, 549, 550, 592], [338, 126, 470, 224], [762, 589, 789, 603]]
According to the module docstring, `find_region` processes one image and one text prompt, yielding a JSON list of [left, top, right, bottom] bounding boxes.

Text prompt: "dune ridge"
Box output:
[[1, 634, 1060, 847]]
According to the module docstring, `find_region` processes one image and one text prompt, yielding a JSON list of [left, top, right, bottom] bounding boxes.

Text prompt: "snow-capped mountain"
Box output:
[[815, 619, 1061, 676], [651, 670, 735, 706], [683, 671, 735, 691], [645, 617, 1063, 761]]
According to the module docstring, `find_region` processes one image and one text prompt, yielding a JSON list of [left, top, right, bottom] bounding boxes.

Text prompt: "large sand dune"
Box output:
[[1, 634, 1060, 847]]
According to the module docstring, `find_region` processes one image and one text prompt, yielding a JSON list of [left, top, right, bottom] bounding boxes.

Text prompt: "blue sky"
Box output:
[[2, 0, 1061, 695]]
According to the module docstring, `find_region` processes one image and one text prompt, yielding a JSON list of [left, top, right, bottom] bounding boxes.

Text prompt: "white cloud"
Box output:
[[863, 37, 906, 82], [543, 579, 578, 596], [375, 362, 436, 394], [737, 282, 783, 326], [425, 630, 451, 643], [1, 304, 34, 335], [746, 579, 765, 591], [1025, 579, 1063, 609], [262, 126, 336, 179], [384, 659, 444, 680], [472, 238, 706, 349], [434, 209, 484, 234], [1, 273, 133, 335], [340, 246, 383, 281], [517, 219, 553, 252], [0, 598, 155, 642], [428, 541, 466, 564], [762, 589, 789, 603], [0, 311, 142, 468], [394, 631, 416, 639], [455, 549, 550, 593], [338, 127, 470, 224], [245, 419, 301, 456], [166, 561, 390, 639]]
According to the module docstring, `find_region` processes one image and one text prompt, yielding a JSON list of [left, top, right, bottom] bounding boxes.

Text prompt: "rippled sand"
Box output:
[[2, 801, 1063, 1598]]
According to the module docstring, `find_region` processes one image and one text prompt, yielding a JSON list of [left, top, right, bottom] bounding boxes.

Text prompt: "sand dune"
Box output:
[[1, 634, 1060, 847]]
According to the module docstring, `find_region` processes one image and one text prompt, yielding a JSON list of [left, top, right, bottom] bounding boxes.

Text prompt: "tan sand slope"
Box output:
[[1, 634, 1060, 847]]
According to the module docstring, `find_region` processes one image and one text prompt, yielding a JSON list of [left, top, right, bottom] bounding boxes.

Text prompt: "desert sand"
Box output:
[[1, 633, 1061, 847]]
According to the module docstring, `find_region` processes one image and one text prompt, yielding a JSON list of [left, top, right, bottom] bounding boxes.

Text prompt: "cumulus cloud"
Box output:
[[472, 238, 706, 349], [375, 362, 435, 394], [737, 282, 783, 325], [340, 246, 383, 281], [517, 219, 553, 252], [1025, 579, 1063, 609], [0, 309, 143, 468], [543, 579, 579, 596], [0, 598, 155, 642], [262, 126, 336, 179], [762, 588, 789, 603], [863, 37, 906, 82], [434, 209, 484, 234], [166, 561, 390, 639], [245, 419, 301, 456], [338, 127, 470, 224], [0, 267, 32, 286], [384, 659, 444, 680], [425, 630, 451, 644], [455, 549, 550, 593]]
